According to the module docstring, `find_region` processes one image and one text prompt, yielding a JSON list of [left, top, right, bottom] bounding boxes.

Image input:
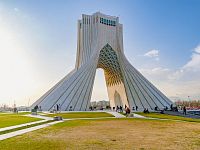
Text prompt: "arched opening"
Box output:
[[90, 68, 109, 110], [90, 44, 126, 110]]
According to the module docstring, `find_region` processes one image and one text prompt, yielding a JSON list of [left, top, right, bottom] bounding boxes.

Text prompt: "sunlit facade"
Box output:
[[31, 12, 172, 111]]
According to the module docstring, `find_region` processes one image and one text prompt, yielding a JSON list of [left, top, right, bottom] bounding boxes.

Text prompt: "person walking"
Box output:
[[183, 106, 187, 115], [120, 106, 123, 112], [56, 104, 59, 112], [116, 105, 119, 112], [125, 107, 131, 117]]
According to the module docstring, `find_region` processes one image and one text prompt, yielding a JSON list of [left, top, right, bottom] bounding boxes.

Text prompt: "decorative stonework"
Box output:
[[97, 44, 123, 86]]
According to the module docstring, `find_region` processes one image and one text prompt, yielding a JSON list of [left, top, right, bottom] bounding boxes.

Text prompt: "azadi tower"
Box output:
[[31, 12, 172, 111]]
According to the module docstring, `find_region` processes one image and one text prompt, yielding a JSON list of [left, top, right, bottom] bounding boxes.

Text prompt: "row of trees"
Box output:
[[0, 104, 13, 111], [175, 100, 200, 109]]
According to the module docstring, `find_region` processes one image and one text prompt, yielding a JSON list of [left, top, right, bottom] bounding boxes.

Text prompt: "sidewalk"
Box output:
[[106, 111, 126, 118], [0, 121, 63, 141], [25, 114, 53, 120], [0, 120, 46, 132]]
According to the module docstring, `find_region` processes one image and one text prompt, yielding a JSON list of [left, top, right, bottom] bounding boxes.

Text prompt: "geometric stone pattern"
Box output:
[[97, 44, 123, 86], [31, 12, 173, 111]]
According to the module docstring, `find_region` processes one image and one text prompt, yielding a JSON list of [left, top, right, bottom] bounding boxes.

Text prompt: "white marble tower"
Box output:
[[31, 12, 172, 111]]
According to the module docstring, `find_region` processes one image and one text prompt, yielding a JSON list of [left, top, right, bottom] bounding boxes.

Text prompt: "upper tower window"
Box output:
[[104, 19, 106, 24], [99, 17, 116, 26]]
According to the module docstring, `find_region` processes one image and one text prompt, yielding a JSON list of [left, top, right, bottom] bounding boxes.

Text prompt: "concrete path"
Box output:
[[63, 117, 115, 121], [24, 114, 53, 120], [106, 111, 126, 118], [106, 111, 146, 118], [0, 121, 63, 141], [132, 113, 146, 118], [0, 120, 47, 132]]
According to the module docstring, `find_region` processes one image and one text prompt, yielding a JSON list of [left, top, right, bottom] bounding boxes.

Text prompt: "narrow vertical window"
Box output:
[[103, 19, 106, 24]]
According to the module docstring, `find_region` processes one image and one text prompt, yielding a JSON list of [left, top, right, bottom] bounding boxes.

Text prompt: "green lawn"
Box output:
[[0, 113, 42, 128], [1, 118, 200, 150], [43, 112, 114, 119], [135, 112, 200, 123]]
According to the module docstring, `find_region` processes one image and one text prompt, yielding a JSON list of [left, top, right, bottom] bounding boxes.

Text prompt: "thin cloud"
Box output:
[[144, 49, 159, 57], [194, 45, 200, 53], [183, 45, 200, 70], [14, 8, 19, 12]]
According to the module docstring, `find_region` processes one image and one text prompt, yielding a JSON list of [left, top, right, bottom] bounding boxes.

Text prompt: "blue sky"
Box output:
[[0, 0, 200, 106]]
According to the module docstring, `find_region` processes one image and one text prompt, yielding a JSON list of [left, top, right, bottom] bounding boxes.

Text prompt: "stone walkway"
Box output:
[[0, 120, 46, 132], [0, 120, 63, 141], [106, 111, 126, 118], [25, 114, 53, 120], [132, 113, 146, 118], [63, 117, 115, 121], [106, 111, 146, 118]]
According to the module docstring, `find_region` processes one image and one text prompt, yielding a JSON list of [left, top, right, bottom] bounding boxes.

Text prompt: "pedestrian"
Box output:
[[132, 106, 135, 111], [170, 104, 173, 111], [120, 106, 123, 112], [125, 107, 130, 116], [183, 106, 187, 115], [56, 104, 59, 112], [113, 107, 115, 111], [116, 105, 119, 112]]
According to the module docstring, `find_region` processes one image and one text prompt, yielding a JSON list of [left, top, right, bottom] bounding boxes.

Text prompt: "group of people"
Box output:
[[112, 105, 131, 115], [143, 108, 149, 113], [114, 105, 123, 112], [51, 104, 73, 112], [33, 103, 188, 116], [53, 104, 73, 112], [154, 104, 187, 115], [132, 106, 138, 111], [170, 104, 178, 112]]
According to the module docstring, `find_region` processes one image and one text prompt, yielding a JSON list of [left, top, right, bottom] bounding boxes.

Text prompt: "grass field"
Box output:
[[43, 112, 114, 119], [1, 118, 200, 150], [0, 113, 42, 128], [135, 112, 200, 123]]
